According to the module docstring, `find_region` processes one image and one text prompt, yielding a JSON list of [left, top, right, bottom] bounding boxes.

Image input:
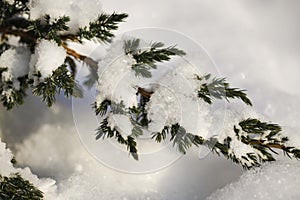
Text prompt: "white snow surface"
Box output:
[[207, 161, 300, 200], [0, 47, 31, 87], [29, 0, 102, 33], [30, 39, 66, 80], [14, 122, 163, 199], [0, 138, 58, 199]]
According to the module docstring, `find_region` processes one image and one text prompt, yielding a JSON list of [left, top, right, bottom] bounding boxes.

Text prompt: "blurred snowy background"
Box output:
[[1, 0, 300, 199]]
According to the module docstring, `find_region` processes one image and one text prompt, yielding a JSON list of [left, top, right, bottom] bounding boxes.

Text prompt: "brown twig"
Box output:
[[61, 43, 86, 60], [0, 28, 36, 43], [0, 27, 98, 69], [246, 139, 285, 149], [137, 87, 153, 99]]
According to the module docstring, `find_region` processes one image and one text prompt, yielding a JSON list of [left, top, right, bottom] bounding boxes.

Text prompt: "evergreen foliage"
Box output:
[[93, 38, 300, 168], [29, 15, 70, 44], [1, 1, 300, 198], [195, 74, 252, 106], [96, 117, 139, 160], [0, 68, 28, 110], [0, 173, 44, 200], [0, 0, 128, 110], [78, 13, 128, 43], [32, 65, 74, 107], [151, 119, 300, 169], [124, 38, 186, 77]]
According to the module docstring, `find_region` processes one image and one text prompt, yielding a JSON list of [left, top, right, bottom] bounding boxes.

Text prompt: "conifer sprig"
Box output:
[[94, 99, 112, 116], [0, 68, 28, 110], [151, 119, 300, 169], [152, 124, 204, 154], [95, 117, 139, 160], [0, 0, 29, 26], [32, 64, 74, 107], [0, 173, 44, 200], [196, 74, 252, 106], [94, 97, 148, 160], [29, 15, 70, 44], [78, 12, 128, 43], [94, 76, 300, 169], [124, 38, 186, 77], [130, 88, 152, 127]]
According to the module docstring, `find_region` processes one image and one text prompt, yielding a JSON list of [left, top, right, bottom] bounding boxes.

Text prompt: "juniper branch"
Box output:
[[78, 12, 128, 43], [95, 117, 139, 160], [151, 119, 300, 169], [32, 65, 74, 107], [124, 38, 186, 77], [196, 74, 252, 106]]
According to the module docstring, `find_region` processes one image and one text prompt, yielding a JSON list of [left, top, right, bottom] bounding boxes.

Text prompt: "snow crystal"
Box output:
[[29, 0, 102, 33], [207, 161, 300, 200], [96, 38, 139, 108], [108, 114, 133, 137], [0, 47, 31, 84], [30, 39, 66, 80]]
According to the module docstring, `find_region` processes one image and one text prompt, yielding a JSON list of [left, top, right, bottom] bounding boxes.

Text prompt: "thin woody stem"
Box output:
[[0, 28, 36, 43], [61, 43, 86, 60], [246, 139, 285, 149], [61, 43, 99, 70], [0, 27, 98, 69]]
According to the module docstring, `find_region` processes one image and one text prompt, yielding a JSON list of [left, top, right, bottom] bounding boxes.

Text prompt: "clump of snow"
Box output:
[[0, 139, 14, 177], [29, 0, 102, 33], [0, 47, 31, 88], [7, 35, 21, 47], [96, 38, 139, 108], [30, 39, 66, 80], [207, 161, 300, 200], [147, 86, 181, 132], [95, 38, 142, 138], [212, 107, 268, 166], [57, 172, 163, 200], [146, 63, 211, 135], [0, 138, 58, 199], [108, 113, 133, 137]]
